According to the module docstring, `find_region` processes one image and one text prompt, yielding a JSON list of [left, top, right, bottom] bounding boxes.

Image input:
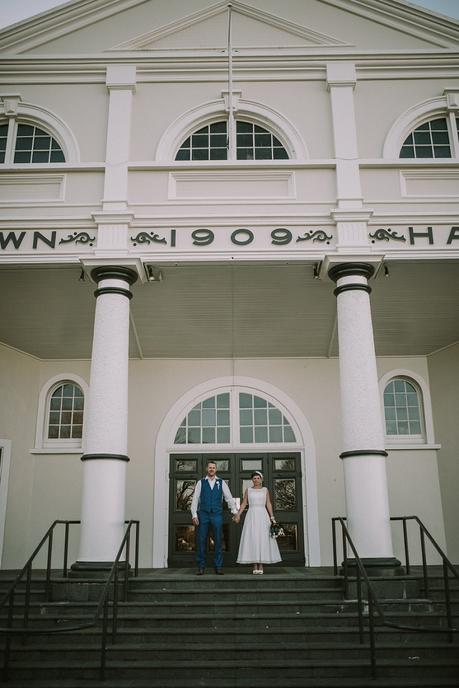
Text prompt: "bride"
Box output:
[[233, 471, 282, 574]]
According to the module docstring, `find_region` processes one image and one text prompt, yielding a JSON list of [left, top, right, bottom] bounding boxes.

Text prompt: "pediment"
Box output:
[[111, 1, 349, 51], [0, 0, 458, 55]]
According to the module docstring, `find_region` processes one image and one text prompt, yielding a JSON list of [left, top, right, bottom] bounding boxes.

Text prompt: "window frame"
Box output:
[[0, 97, 80, 164], [399, 115, 459, 159], [379, 370, 436, 448], [172, 387, 300, 451], [32, 374, 89, 454]]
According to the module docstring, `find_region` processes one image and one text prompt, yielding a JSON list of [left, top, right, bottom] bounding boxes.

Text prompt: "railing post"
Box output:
[[63, 522, 70, 577], [100, 598, 109, 681], [134, 522, 140, 577], [342, 525, 349, 598], [124, 530, 130, 603], [402, 518, 410, 574], [368, 592, 377, 679], [112, 565, 119, 644], [356, 566, 364, 644], [443, 561, 453, 643], [23, 563, 32, 642], [332, 519, 338, 576], [45, 529, 54, 602], [420, 528, 429, 598], [3, 591, 15, 679]]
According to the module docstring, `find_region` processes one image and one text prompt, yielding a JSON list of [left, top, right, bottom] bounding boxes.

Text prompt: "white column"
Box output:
[[73, 266, 137, 572], [329, 263, 400, 570]]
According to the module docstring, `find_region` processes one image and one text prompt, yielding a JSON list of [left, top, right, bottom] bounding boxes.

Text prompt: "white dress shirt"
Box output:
[[191, 476, 237, 518]]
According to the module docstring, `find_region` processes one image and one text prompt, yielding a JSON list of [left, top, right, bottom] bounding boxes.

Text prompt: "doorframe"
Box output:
[[152, 376, 320, 568], [0, 440, 12, 567]]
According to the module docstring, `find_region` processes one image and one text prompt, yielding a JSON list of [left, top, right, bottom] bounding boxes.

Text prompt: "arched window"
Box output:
[[33, 374, 88, 453], [0, 120, 66, 164], [175, 120, 289, 161], [383, 377, 424, 440], [47, 382, 84, 441], [399, 117, 456, 159], [174, 390, 296, 445]]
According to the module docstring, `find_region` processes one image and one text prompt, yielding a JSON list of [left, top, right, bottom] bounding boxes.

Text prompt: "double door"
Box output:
[[168, 452, 304, 567]]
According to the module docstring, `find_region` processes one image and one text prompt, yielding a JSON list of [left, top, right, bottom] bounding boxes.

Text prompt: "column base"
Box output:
[[69, 560, 130, 578], [342, 557, 403, 577]]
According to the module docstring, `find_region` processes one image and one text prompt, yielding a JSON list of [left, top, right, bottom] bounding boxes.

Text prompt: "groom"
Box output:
[[191, 460, 237, 575]]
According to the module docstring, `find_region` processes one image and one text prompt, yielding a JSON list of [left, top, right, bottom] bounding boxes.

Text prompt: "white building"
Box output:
[[0, 0, 458, 572]]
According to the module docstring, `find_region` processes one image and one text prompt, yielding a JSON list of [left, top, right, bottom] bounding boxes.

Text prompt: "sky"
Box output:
[[0, 0, 458, 30]]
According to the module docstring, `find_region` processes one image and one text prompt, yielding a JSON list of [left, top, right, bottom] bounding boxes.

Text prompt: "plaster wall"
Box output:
[[355, 80, 459, 159], [428, 343, 459, 563], [11, 84, 108, 162], [0, 348, 447, 568]]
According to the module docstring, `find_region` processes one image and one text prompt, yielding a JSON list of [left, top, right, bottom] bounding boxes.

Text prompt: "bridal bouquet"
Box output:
[[269, 521, 285, 539]]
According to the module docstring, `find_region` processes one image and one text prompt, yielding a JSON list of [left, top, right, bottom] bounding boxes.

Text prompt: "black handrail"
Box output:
[[0, 519, 140, 681], [332, 516, 458, 679]]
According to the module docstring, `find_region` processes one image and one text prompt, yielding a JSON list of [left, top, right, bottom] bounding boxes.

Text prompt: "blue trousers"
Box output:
[[196, 510, 223, 570]]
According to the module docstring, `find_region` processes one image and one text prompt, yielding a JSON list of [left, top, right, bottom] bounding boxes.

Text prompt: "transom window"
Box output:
[[174, 390, 296, 445], [383, 378, 423, 438], [0, 121, 65, 164], [47, 382, 84, 441], [175, 120, 289, 161], [400, 117, 459, 159]]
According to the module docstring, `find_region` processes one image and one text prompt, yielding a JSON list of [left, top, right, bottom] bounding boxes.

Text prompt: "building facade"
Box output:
[[0, 0, 458, 571]]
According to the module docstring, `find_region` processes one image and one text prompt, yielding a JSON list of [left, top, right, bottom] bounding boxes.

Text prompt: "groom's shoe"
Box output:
[[197, 568, 205, 575], [214, 568, 224, 575]]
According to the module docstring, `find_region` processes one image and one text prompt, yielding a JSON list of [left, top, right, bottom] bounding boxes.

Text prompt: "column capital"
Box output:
[[91, 265, 138, 285], [328, 262, 375, 283], [106, 65, 137, 93], [326, 62, 356, 90]]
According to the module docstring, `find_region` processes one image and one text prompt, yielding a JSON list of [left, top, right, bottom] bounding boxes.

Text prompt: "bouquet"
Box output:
[[269, 521, 285, 539]]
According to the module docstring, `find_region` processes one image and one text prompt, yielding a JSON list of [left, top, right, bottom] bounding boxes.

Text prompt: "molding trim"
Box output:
[[155, 97, 308, 161], [90, 265, 138, 285], [328, 262, 375, 282], [93, 286, 133, 300], [333, 283, 372, 297], [81, 453, 130, 462], [339, 449, 388, 459]]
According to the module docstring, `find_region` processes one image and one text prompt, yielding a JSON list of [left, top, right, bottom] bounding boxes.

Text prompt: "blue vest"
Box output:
[[199, 478, 223, 514]]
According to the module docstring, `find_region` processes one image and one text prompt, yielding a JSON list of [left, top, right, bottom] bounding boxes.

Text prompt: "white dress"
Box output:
[[236, 487, 282, 564]]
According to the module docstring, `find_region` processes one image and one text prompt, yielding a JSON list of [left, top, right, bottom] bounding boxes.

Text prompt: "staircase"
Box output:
[[1, 566, 458, 687]]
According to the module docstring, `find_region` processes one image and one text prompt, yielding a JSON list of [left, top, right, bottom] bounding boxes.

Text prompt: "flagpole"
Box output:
[[227, 3, 235, 160]]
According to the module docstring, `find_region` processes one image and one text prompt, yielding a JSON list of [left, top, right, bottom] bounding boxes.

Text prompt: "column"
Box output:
[[327, 62, 372, 252], [72, 265, 137, 572], [329, 262, 400, 571]]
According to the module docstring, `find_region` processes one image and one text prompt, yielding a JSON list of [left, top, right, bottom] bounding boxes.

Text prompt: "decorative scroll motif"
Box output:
[[369, 228, 406, 243], [131, 232, 168, 247], [59, 232, 95, 246], [296, 230, 332, 244]]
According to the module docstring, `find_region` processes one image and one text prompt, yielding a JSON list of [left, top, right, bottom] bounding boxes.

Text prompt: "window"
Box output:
[[175, 120, 289, 161], [0, 120, 65, 164], [383, 378, 423, 439], [174, 390, 296, 446], [239, 393, 295, 443], [175, 393, 231, 444], [400, 116, 459, 159], [47, 382, 84, 441]]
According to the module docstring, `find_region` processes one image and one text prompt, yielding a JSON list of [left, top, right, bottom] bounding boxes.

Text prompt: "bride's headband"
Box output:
[[252, 470, 263, 479]]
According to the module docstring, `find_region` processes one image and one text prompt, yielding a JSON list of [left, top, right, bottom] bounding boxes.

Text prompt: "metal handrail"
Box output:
[[332, 516, 458, 678], [0, 519, 140, 680]]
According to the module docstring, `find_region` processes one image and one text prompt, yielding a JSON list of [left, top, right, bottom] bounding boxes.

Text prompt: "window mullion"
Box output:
[[5, 118, 16, 164], [227, 113, 236, 160], [448, 111, 459, 158]]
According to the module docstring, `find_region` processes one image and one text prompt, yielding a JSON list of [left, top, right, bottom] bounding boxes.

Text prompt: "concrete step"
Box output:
[[4, 656, 459, 681], [4, 679, 459, 688]]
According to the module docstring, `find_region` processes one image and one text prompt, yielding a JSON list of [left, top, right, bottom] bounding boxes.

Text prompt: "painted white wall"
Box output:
[[0, 345, 450, 568]]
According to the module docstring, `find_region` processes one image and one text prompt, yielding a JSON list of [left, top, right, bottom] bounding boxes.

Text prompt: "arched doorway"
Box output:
[[152, 377, 320, 568]]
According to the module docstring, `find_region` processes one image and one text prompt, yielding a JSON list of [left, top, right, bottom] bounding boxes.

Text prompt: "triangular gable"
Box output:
[[0, 0, 458, 55], [112, 1, 349, 51]]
